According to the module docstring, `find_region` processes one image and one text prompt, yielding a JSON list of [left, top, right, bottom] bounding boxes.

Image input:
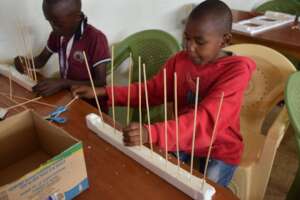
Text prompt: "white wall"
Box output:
[[0, 0, 267, 76]]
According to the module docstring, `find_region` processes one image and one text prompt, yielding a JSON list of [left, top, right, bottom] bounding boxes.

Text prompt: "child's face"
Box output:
[[43, 3, 81, 37], [183, 18, 231, 65]]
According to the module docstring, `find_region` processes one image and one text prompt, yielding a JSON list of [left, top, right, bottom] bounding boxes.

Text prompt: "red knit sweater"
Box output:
[[106, 51, 256, 165]]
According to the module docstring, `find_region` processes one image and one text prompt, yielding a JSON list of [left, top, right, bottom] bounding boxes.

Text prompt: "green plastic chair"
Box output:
[[256, 0, 300, 15], [109, 29, 181, 125], [285, 71, 300, 200]]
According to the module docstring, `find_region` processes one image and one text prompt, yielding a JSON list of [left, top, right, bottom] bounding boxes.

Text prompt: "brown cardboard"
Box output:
[[0, 110, 89, 200]]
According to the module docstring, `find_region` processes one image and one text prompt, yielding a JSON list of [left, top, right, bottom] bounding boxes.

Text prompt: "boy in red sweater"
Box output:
[[14, 0, 110, 111], [73, 0, 255, 187]]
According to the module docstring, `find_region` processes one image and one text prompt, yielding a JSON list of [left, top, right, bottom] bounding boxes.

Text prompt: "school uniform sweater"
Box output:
[[47, 14, 110, 113], [106, 51, 256, 165]]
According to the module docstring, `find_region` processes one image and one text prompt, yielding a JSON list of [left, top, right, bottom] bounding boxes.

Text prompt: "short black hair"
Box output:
[[43, 0, 81, 12], [188, 0, 232, 34]]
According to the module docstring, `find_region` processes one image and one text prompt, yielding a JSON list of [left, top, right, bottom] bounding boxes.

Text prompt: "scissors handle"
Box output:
[[45, 106, 69, 124], [51, 106, 67, 117], [49, 117, 67, 124]]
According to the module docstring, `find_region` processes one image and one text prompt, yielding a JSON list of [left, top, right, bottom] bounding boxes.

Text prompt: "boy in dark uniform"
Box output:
[[15, 0, 110, 111]]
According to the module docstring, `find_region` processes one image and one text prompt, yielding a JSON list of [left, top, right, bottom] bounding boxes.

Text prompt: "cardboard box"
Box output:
[[0, 110, 89, 200]]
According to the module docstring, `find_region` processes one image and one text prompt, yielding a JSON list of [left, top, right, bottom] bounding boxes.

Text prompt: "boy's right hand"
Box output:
[[14, 56, 28, 73], [71, 85, 107, 99], [123, 123, 149, 146]]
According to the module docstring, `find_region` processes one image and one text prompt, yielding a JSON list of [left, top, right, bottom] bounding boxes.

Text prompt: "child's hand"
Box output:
[[123, 122, 149, 146], [32, 79, 68, 97], [71, 85, 106, 99], [14, 56, 28, 73]]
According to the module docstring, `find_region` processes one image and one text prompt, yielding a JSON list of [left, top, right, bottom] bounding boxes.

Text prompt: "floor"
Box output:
[[264, 124, 299, 200]]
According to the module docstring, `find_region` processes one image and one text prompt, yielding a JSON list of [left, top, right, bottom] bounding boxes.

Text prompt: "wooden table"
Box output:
[[0, 75, 239, 200], [232, 10, 300, 60]]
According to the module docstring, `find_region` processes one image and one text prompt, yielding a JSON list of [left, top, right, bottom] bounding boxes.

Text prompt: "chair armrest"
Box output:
[[264, 106, 289, 148], [252, 107, 290, 197]]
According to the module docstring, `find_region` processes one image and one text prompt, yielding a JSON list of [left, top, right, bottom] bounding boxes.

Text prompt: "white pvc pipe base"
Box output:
[[86, 113, 215, 200], [0, 64, 36, 91]]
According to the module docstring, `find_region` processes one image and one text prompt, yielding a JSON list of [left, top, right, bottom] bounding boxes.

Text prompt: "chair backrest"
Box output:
[[255, 0, 300, 15], [284, 65, 300, 200], [224, 44, 296, 137], [112, 29, 181, 82], [285, 72, 300, 150], [111, 29, 181, 124]]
